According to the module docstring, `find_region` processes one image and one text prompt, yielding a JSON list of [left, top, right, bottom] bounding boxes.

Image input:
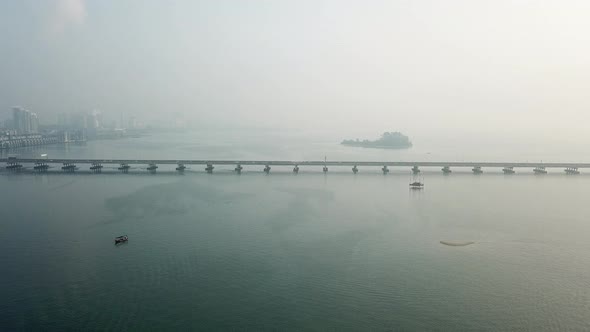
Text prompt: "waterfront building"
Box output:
[[12, 107, 39, 134]]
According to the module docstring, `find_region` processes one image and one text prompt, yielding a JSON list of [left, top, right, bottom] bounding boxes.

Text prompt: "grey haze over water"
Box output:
[[2, 129, 589, 164], [2, 0, 590, 138], [2, 131, 590, 330]]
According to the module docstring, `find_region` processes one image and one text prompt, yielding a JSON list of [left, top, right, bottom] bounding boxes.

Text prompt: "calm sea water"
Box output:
[[2, 130, 590, 331]]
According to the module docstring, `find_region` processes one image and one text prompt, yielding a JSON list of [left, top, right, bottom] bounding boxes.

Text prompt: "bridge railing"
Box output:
[[2, 158, 590, 168]]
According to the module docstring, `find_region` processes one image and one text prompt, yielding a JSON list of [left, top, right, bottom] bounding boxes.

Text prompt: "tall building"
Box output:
[[30, 113, 39, 133], [90, 109, 103, 129], [128, 116, 137, 129], [12, 107, 39, 134]]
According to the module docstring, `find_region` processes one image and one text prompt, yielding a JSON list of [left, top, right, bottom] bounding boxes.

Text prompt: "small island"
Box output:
[[341, 132, 412, 149]]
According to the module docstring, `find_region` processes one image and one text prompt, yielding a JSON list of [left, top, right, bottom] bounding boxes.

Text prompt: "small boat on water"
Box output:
[[115, 235, 128, 244], [410, 174, 424, 189], [409, 181, 424, 189]]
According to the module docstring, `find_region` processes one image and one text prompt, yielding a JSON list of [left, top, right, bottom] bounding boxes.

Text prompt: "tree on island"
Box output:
[[341, 132, 412, 149]]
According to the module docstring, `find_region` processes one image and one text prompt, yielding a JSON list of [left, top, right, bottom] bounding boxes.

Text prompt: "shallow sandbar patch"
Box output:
[[440, 241, 475, 247]]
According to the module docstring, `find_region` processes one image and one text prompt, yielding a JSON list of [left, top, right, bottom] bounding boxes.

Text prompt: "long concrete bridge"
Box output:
[[2, 158, 587, 174]]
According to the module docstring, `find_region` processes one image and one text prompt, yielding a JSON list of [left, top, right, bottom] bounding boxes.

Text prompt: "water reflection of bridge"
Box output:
[[2, 158, 588, 174]]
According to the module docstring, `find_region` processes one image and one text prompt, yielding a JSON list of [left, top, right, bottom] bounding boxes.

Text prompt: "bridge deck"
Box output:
[[2, 158, 590, 168]]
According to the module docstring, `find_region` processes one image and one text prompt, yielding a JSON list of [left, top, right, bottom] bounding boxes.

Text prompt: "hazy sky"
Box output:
[[1, 0, 589, 137]]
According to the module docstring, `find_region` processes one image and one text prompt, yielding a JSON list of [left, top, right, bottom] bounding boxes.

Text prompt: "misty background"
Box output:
[[1, 0, 589, 144]]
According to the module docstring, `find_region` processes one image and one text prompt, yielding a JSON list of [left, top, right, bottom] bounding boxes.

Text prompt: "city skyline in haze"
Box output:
[[1, 0, 590, 138]]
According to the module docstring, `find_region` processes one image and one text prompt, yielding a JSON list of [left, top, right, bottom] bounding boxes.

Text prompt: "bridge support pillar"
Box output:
[[147, 163, 158, 172], [264, 165, 271, 174], [62, 163, 76, 172], [533, 166, 547, 174], [119, 163, 130, 173], [502, 167, 515, 174], [293, 165, 299, 173], [472, 166, 483, 174], [7, 163, 23, 170], [205, 164, 214, 173], [235, 164, 243, 173], [382, 166, 389, 174], [176, 163, 186, 171], [90, 162, 103, 172], [35, 162, 49, 172], [323, 166, 328, 173], [412, 166, 420, 174], [442, 166, 451, 174], [352, 165, 358, 174], [565, 167, 580, 175]]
